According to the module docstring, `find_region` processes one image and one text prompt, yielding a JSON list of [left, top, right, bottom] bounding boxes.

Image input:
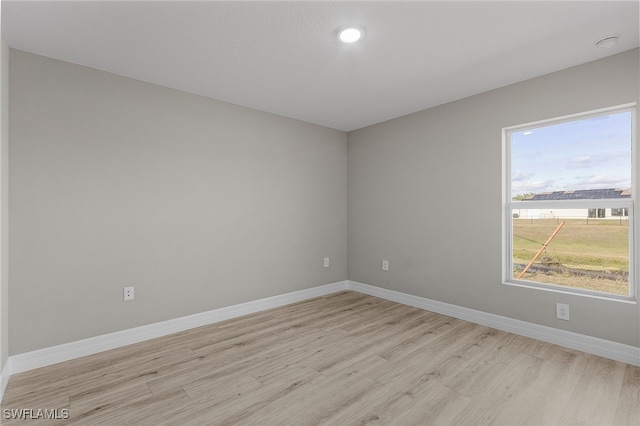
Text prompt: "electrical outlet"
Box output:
[[382, 260, 389, 271], [556, 303, 569, 320], [324, 257, 330, 268], [124, 286, 134, 301]]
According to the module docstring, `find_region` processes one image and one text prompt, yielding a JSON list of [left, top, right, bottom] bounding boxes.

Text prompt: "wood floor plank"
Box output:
[[66, 387, 190, 426], [1, 291, 638, 426], [183, 371, 263, 403], [374, 311, 461, 361], [2, 356, 113, 401], [613, 364, 640, 426], [562, 355, 627, 425], [449, 353, 546, 425], [170, 365, 324, 425], [488, 349, 590, 425], [69, 381, 152, 419], [324, 386, 416, 425], [236, 369, 390, 425], [387, 383, 474, 426], [372, 321, 484, 393]]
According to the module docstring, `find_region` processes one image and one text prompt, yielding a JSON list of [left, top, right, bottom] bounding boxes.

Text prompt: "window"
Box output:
[[588, 208, 606, 218], [504, 105, 636, 300], [611, 208, 628, 217]]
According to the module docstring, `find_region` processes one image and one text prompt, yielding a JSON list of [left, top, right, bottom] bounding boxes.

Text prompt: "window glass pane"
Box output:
[[511, 111, 632, 199], [512, 209, 629, 296]]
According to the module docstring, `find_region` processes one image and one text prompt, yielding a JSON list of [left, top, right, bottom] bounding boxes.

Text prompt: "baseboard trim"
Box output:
[[0, 357, 12, 401], [7, 281, 348, 379], [3, 279, 638, 402], [347, 280, 640, 367]]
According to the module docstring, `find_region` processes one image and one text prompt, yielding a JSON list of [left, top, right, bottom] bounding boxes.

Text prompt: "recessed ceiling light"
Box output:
[[339, 28, 362, 44], [595, 36, 619, 49]]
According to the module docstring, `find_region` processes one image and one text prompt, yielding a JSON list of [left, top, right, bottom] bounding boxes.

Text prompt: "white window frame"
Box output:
[[502, 103, 637, 302]]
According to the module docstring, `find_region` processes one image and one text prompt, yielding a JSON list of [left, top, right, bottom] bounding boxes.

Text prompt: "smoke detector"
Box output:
[[595, 36, 619, 49]]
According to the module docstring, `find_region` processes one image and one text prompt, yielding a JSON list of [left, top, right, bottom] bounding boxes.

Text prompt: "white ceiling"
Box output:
[[2, 1, 639, 131]]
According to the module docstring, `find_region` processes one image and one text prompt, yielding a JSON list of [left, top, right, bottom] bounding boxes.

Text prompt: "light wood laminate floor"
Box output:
[[1, 291, 639, 425]]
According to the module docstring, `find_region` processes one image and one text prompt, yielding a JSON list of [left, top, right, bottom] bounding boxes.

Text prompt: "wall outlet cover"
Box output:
[[556, 303, 570, 320], [124, 286, 135, 301]]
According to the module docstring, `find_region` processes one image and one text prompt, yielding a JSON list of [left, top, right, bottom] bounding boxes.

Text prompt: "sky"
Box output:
[[510, 110, 633, 198]]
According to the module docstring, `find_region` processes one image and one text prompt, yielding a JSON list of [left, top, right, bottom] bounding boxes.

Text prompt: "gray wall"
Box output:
[[9, 50, 348, 354], [348, 49, 640, 347], [7, 47, 640, 357], [1, 34, 8, 371]]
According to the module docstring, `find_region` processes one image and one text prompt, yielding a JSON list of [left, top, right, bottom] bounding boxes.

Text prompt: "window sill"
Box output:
[[503, 279, 637, 304]]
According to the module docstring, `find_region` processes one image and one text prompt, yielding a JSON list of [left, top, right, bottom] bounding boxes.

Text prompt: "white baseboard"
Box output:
[[347, 280, 640, 367], [0, 357, 12, 401], [7, 281, 348, 378], [2, 279, 638, 402]]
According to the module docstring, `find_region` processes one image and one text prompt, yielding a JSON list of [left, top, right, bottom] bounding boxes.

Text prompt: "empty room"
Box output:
[[0, 1, 639, 425]]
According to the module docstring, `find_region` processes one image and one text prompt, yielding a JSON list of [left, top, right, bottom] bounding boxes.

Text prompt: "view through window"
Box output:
[[505, 105, 635, 299]]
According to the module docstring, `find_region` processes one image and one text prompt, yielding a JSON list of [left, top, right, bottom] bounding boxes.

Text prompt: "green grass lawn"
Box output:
[[512, 218, 629, 295]]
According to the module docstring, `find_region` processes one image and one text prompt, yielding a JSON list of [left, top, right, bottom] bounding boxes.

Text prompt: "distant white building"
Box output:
[[513, 188, 630, 220]]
